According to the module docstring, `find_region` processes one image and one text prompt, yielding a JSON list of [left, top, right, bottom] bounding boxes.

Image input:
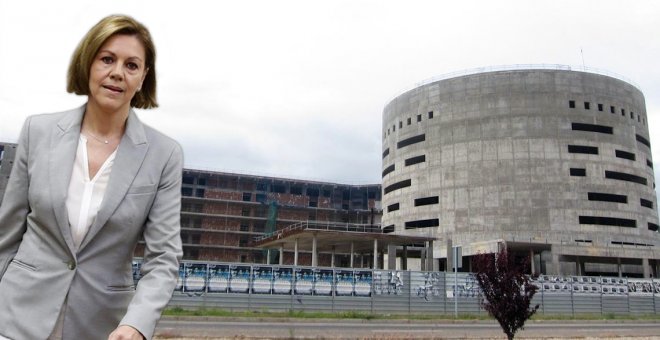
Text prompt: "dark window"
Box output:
[[569, 100, 576, 108], [384, 179, 412, 194], [197, 178, 206, 186], [610, 106, 615, 114], [647, 159, 653, 169], [636, 134, 651, 148], [309, 201, 317, 207], [414, 196, 439, 206], [256, 182, 267, 191], [405, 155, 426, 166], [587, 192, 627, 203], [397, 134, 425, 149], [387, 203, 400, 212], [342, 190, 350, 200], [242, 192, 251, 202], [605, 171, 647, 185], [417, 114, 422, 122], [256, 193, 266, 203], [428, 111, 434, 119], [638, 115, 641, 123], [568, 145, 598, 154], [571, 122, 613, 134], [611, 241, 653, 247], [239, 236, 248, 247], [392, 124, 395, 132], [405, 218, 440, 229], [407, 117, 411, 125], [579, 216, 636, 228], [615, 150, 636, 161], [341, 204, 349, 210], [584, 102, 590, 110], [322, 189, 332, 197], [182, 176, 195, 185], [570, 168, 586, 176], [631, 112, 635, 119], [272, 184, 286, 193], [399, 121, 403, 128], [382, 148, 390, 158], [290, 186, 303, 195], [195, 189, 205, 198], [181, 187, 193, 196], [240, 224, 249, 231], [641, 199, 653, 209], [241, 208, 250, 216], [306, 188, 319, 197], [598, 103, 603, 111], [382, 164, 395, 177], [383, 225, 395, 233], [621, 108, 626, 116], [649, 223, 659, 232]]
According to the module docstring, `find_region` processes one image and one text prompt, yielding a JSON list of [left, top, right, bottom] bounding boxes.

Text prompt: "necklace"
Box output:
[[85, 131, 113, 145]]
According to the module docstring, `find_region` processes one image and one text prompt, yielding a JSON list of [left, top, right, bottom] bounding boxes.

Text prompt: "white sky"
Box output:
[[1, 0, 659, 186]]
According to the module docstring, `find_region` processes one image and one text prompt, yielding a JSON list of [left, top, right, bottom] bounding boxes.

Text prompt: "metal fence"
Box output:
[[135, 261, 660, 315]]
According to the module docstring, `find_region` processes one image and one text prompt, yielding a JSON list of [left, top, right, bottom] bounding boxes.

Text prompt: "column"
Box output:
[[294, 238, 299, 266], [349, 242, 354, 268], [266, 249, 271, 265], [642, 258, 650, 278], [552, 253, 560, 276], [331, 246, 336, 268], [312, 234, 318, 267], [279, 244, 284, 265], [427, 240, 434, 271], [530, 249, 536, 275], [372, 238, 378, 269], [387, 244, 396, 270], [617, 258, 622, 277], [577, 257, 585, 276], [402, 246, 408, 270]]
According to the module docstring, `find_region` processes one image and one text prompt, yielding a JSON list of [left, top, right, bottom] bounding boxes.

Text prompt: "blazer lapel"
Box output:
[[50, 105, 85, 255], [78, 110, 149, 252]]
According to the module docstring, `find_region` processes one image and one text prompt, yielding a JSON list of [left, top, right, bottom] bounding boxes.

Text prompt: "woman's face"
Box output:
[[88, 34, 148, 115]]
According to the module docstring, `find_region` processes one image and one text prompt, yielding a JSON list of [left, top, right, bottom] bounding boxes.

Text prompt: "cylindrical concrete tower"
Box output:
[[382, 66, 659, 277]]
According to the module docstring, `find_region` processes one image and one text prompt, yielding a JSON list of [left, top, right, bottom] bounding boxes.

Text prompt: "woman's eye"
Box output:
[[126, 62, 139, 71], [101, 56, 113, 64]]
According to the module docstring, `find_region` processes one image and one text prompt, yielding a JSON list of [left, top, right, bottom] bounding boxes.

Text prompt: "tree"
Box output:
[[472, 249, 539, 340]]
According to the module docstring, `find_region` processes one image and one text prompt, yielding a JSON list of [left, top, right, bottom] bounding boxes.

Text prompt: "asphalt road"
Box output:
[[154, 317, 660, 339]]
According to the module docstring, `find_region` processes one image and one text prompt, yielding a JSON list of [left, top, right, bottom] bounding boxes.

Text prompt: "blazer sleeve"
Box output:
[[119, 142, 184, 340], [0, 117, 32, 278]]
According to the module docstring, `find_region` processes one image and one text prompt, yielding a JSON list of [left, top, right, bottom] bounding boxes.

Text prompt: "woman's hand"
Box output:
[[108, 325, 144, 340]]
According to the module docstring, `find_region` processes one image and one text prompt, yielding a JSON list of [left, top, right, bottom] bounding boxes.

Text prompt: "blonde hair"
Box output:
[[67, 14, 158, 109]]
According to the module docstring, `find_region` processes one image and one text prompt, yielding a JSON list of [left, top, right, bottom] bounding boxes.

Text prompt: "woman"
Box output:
[[0, 15, 183, 340]]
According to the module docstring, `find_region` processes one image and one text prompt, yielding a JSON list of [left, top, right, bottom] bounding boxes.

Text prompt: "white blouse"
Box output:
[[66, 135, 116, 249]]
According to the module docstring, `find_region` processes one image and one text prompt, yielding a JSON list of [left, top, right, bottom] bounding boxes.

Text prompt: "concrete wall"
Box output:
[[381, 69, 659, 276]]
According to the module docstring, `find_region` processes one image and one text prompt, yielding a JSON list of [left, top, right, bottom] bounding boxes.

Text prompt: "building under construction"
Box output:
[[155, 169, 385, 267]]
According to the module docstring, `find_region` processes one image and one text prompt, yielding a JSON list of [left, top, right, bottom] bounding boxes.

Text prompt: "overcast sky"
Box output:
[[1, 0, 659, 186]]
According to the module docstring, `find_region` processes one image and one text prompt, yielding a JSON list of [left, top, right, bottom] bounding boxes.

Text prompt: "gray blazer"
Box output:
[[0, 105, 183, 339]]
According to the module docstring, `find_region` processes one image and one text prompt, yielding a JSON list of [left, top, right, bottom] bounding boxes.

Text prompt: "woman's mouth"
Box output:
[[103, 85, 124, 93]]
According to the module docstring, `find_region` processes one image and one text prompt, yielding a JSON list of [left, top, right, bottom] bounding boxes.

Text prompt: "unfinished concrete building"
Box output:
[[381, 66, 660, 277], [141, 169, 384, 266]]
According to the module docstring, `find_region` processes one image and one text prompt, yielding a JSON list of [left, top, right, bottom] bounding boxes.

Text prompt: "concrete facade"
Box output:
[[381, 68, 660, 277]]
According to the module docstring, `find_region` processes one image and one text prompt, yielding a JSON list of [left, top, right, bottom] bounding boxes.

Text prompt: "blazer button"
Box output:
[[67, 262, 76, 270]]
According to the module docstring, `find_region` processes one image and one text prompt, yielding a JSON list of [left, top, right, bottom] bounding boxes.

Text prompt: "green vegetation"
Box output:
[[163, 307, 660, 321]]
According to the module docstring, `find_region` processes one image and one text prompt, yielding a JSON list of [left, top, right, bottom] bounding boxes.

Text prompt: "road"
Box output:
[[154, 317, 660, 339]]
